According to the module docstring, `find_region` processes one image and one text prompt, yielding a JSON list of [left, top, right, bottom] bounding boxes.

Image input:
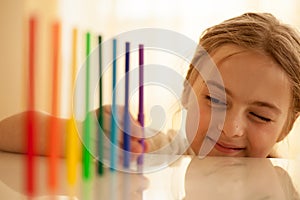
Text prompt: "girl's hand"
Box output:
[[97, 105, 149, 155]]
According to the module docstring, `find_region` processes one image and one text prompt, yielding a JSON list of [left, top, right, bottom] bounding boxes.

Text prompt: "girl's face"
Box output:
[[186, 45, 292, 157]]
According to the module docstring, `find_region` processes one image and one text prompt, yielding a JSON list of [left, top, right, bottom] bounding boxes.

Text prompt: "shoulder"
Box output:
[[274, 166, 300, 199]]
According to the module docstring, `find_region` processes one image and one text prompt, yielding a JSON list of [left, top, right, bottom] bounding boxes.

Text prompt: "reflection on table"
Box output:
[[0, 151, 299, 199]]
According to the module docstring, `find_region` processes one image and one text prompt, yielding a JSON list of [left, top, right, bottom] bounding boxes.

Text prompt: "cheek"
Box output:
[[246, 126, 281, 157], [185, 107, 200, 144], [186, 98, 211, 152], [198, 106, 212, 137]]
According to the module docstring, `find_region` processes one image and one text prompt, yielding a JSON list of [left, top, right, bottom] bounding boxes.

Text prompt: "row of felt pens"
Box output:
[[26, 16, 145, 197]]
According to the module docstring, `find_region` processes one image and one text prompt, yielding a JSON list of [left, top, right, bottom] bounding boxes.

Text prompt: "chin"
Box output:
[[208, 148, 246, 157]]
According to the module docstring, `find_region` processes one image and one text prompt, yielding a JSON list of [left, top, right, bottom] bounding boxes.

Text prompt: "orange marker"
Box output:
[[48, 21, 61, 192]]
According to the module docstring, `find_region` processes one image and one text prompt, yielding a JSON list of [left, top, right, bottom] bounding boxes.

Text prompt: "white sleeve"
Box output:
[[146, 129, 190, 155]]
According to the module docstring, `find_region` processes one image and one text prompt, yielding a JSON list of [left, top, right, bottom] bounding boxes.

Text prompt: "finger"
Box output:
[[130, 139, 143, 154], [101, 105, 145, 139]]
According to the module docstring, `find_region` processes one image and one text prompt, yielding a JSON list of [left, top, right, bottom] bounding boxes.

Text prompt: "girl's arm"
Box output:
[[0, 107, 149, 156], [0, 111, 67, 156]]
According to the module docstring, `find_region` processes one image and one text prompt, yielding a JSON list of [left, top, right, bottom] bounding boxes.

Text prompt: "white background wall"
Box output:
[[1, 0, 300, 158]]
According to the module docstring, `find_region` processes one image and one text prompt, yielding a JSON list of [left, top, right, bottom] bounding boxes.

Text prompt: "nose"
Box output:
[[220, 110, 245, 138]]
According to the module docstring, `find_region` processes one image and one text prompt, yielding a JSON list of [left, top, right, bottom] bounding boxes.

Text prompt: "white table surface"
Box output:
[[0, 151, 299, 200]]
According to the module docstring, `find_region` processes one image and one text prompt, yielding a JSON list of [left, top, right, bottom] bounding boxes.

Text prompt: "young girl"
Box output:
[[0, 12, 300, 159], [182, 12, 300, 158]]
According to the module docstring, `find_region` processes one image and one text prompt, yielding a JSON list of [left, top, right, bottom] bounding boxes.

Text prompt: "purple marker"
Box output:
[[123, 42, 131, 168], [137, 44, 144, 170]]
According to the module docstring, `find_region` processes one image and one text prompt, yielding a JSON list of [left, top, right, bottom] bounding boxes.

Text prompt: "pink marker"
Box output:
[[137, 44, 144, 171]]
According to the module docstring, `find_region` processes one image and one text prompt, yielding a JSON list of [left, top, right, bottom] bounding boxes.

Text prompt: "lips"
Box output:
[[207, 136, 246, 154], [217, 141, 245, 150], [215, 142, 245, 154]]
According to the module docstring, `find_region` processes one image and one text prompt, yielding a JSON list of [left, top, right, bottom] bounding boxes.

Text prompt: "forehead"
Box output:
[[208, 44, 292, 109], [209, 44, 289, 82]]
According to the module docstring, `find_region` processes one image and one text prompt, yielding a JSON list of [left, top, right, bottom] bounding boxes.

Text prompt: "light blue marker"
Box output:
[[110, 39, 118, 171]]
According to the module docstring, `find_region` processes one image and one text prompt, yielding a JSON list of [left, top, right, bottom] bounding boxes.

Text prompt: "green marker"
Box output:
[[98, 35, 104, 175], [83, 32, 91, 180]]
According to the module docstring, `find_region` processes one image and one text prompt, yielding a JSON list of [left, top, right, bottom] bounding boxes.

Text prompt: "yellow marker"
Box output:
[[66, 117, 79, 185], [66, 28, 80, 187]]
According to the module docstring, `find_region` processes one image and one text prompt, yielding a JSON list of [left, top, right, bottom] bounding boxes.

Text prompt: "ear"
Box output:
[[296, 112, 300, 119], [277, 132, 289, 143], [277, 112, 300, 142], [182, 75, 205, 110], [181, 80, 191, 109]]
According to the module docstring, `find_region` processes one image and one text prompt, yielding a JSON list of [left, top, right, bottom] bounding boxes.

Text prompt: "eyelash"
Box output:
[[205, 95, 272, 122], [249, 112, 271, 122], [205, 95, 227, 106]]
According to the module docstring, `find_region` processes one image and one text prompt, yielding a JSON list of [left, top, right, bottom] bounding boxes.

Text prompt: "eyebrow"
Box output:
[[206, 80, 232, 96], [206, 80, 282, 114], [251, 101, 282, 114]]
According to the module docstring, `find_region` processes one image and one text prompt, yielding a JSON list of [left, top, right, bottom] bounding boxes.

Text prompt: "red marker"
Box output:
[[26, 16, 37, 197]]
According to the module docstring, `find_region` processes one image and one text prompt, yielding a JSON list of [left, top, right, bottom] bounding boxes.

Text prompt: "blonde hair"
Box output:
[[183, 12, 300, 132]]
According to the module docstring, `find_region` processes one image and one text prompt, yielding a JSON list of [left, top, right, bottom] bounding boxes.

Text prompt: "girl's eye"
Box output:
[[205, 95, 227, 106], [249, 112, 271, 122]]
